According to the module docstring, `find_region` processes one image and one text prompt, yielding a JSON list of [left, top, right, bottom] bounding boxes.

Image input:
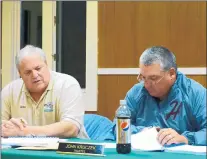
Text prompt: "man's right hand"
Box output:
[[2, 118, 27, 130], [1, 118, 28, 137]]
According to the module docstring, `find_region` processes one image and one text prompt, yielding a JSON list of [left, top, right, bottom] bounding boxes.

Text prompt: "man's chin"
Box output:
[[148, 91, 159, 97], [31, 85, 46, 93]]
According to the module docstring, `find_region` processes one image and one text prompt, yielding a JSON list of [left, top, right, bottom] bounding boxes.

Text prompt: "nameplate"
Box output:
[[57, 141, 105, 156]]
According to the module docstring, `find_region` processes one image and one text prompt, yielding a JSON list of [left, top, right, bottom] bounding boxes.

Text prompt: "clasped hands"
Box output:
[[1, 118, 27, 137]]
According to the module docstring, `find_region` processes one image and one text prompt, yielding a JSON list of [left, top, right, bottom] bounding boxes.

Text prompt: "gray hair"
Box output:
[[139, 46, 177, 72], [16, 45, 47, 69]]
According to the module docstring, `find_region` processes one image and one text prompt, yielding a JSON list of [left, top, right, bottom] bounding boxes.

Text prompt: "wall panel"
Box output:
[[98, 2, 206, 68], [98, 75, 137, 120]]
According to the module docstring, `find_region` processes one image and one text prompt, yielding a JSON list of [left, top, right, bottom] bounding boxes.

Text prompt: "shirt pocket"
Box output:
[[41, 102, 56, 125]]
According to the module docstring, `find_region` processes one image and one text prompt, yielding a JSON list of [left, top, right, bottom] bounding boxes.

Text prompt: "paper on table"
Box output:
[[131, 127, 163, 151], [1, 145, 12, 149], [104, 143, 116, 148], [1, 137, 59, 147], [15, 143, 59, 150], [165, 145, 207, 154]]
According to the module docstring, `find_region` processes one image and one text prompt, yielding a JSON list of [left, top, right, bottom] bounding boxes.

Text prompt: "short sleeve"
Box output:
[[59, 82, 85, 133]]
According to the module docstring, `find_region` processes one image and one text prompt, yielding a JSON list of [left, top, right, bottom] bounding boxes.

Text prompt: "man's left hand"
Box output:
[[157, 128, 188, 146], [1, 123, 25, 137]]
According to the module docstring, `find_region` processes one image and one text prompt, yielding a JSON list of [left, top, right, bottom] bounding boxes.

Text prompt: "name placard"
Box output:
[[57, 141, 105, 156]]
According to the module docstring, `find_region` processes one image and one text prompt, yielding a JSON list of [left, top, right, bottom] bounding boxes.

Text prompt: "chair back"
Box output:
[[84, 114, 115, 141]]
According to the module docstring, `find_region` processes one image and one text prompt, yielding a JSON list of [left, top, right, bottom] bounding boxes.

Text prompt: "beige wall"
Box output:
[[2, 2, 16, 88], [1, 1, 54, 88], [42, 1, 54, 69]]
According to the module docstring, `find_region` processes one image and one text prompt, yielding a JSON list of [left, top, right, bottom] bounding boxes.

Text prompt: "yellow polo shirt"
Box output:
[[1, 71, 88, 138]]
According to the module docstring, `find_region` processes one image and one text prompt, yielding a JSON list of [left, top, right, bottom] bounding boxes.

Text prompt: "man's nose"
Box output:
[[144, 80, 152, 88], [31, 70, 38, 78]]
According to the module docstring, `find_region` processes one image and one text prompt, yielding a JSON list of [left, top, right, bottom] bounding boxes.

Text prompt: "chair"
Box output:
[[84, 114, 115, 141]]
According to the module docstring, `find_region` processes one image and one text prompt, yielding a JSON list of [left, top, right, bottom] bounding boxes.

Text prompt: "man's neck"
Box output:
[[30, 92, 42, 102], [29, 89, 46, 103]]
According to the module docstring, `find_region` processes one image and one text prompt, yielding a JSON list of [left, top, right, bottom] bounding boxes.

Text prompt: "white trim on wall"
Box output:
[[98, 67, 206, 75]]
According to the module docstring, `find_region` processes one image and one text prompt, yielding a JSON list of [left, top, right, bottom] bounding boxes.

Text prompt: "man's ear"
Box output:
[[45, 60, 48, 65], [169, 68, 176, 79], [18, 70, 21, 78]]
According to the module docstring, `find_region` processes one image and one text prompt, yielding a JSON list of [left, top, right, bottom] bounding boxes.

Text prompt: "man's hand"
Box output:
[[9, 118, 27, 130], [1, 123, 25, 137], [2, 118, 27, 130], [1, 118, 28, 137], [157, 128, 188, 146]]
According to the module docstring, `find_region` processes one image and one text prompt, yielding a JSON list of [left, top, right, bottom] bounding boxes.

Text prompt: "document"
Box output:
[[1, 145, 12, 149], [1, 137, 59, 147], [104, 143, 116, 148], [165, 145, 206, 154], [15, 143, 59, 150], [131, 127, 163, 151], [131, 127, 207, 154]]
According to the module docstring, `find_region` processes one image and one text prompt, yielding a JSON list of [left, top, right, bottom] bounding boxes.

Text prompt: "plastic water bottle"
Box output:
[[116, 99, 131, 154]]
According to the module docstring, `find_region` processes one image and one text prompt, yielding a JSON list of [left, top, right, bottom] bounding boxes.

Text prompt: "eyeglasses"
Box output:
[[137, 72, 166, 85]]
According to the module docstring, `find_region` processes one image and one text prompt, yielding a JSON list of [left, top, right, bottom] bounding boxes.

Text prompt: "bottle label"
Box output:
[[116, 118, 131, 144]]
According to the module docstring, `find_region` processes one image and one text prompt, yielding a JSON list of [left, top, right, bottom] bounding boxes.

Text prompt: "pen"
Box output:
[[20, 118, 26, 125]]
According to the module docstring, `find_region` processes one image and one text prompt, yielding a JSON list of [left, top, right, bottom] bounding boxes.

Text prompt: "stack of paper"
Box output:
[[131, 127, 163, 151], [131, 127, 207, 155], [15, 143, 59, 150], [1, 145, 12, 149], [104, 143, 116, 148], [165, 145, 206, 154], [2, 137, 59, 147]]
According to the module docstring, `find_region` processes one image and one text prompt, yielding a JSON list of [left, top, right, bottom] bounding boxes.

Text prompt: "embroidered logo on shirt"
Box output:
[[165, 100, 183, 120], [44, 102, 53, 112], [20, 105, 26, 108]]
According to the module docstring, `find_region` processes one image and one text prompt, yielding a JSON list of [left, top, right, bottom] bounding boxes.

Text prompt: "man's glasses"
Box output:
[[137, 73, 165, 85]]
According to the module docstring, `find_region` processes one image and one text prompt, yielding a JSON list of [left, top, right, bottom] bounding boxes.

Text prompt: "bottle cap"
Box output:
[[120, 100, 126, 105]]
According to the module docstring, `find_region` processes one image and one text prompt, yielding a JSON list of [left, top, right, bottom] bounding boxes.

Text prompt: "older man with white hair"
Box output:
[[1, 45, 88, 138]]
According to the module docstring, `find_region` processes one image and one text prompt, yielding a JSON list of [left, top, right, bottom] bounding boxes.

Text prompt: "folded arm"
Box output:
[[182, 86, 206, 145], [182, 129, 206, 145], [2, 119, 78, 137], [23, 121, 78, 137]]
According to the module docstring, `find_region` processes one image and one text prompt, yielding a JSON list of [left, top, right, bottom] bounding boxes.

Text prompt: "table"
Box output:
[[1, 139, 206, 159]]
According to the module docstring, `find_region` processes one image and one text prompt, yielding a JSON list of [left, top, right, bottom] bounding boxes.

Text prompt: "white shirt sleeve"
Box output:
[[59, 82, 86, 136]]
